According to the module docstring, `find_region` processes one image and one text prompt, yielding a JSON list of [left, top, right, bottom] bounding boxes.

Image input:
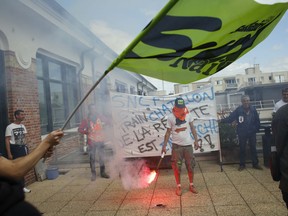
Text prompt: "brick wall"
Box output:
[[4, 51, 81, 185], [4, 51, 41, 184]]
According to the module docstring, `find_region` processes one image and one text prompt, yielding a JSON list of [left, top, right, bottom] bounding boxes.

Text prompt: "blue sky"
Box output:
[[56, 0, 288, 93]]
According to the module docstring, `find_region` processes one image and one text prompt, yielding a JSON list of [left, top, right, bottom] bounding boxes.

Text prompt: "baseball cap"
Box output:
[[174, 98, 186, 108]]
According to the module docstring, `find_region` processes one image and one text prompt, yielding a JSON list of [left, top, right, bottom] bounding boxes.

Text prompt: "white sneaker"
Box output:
[[23, 187, 31, 193]]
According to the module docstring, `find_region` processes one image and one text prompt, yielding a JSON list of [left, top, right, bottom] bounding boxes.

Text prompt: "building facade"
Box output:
[[0, 0, 156, 183]]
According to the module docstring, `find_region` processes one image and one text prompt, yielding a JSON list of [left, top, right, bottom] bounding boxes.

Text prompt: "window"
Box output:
[[182, 86, 189, 92], [274, 75, 285, 83], [225, 79, 236, 84], [36, 54, 79, 134], [248, 77, 256, 83], [215, 80, 223, 85], [130, 86, 136, 94], [115, 81, 127, 93]]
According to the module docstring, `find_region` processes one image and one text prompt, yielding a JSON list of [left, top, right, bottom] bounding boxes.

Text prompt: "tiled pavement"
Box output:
[[26, 159, 287, 216]]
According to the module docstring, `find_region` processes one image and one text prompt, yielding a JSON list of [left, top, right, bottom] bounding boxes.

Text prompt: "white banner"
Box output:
[[111, 84, 220, 158]]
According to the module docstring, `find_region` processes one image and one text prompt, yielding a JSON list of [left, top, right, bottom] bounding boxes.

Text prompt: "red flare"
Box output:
[[147, 170, 157, 184]]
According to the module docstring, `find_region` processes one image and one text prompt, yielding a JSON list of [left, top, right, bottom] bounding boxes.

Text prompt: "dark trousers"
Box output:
[[3, 201, 41, 216], [10, 145, 28, 187], [0, 179, 40, 216], [89, 142, 105, 175], [238, 133, 258, 167], [282, 190, 288, 209]]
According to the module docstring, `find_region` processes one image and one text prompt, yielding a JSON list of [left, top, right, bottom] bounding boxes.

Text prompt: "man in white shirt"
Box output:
[[5, 109, 31, 193], [161, 98, 200, 196], [273, 87, 288, 114]]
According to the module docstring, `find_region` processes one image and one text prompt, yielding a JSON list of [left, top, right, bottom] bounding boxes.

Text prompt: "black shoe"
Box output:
[[238, 166, 245, 171], [91, 174, 96, 181], [101, 173, 110, 179], [253, 165, 263, 170]]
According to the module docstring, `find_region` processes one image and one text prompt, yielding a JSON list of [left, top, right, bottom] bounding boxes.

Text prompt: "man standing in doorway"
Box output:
[[78, 104, 110, 181], [220, 95, 262, 171], [5, 109, 31, 193]]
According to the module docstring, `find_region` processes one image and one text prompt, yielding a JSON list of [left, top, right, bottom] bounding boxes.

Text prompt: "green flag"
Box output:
[[113, 0, 288, 84]]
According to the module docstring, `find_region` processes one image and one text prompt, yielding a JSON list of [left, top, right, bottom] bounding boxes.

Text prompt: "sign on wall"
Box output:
[[111, 84, 219, 158]]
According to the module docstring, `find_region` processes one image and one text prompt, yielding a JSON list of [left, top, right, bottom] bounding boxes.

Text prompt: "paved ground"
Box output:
[[26, 158, 287, 216]]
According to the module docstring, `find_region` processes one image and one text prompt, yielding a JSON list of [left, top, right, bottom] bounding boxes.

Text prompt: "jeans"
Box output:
[[238, 133, 258, 167], [89, 142, 105, 175], [10, 145, 28, 188]]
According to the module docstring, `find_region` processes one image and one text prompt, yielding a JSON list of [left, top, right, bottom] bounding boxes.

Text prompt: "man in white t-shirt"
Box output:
[[273, 87, 288, 115], [161, 98, 200, 196], [5, 109, 31, 193]]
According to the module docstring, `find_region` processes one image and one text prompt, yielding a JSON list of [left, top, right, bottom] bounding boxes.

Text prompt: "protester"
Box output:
[[220, 95, 262, 171], [0, 130, 64, 215], [161, 98, 200, 196], [273, 87, 288, 115], [5, 110, 31, 193], [78, 104, 109, 181], [272, 104, 288, 209]]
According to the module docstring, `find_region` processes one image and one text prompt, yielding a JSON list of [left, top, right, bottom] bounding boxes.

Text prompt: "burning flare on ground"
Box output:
[[147, 170, 157, 184], [146, 152, 164, 184]]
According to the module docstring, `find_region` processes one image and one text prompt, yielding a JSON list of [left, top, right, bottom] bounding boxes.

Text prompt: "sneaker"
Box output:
[[238, 166, 245, 171], [253, 165, 263, 170], [189, 185, 198, 194], [176, 186, 182, 196], [101, 173, 110, 179], [91, 174, 96, 181], [23, 187, 31, 193]]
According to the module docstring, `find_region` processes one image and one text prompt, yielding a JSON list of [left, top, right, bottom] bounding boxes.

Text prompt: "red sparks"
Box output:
[[147, 170, 157, 184]]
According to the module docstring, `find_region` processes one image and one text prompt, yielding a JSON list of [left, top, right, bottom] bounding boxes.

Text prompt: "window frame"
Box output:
[[36, 53, 79, 134]]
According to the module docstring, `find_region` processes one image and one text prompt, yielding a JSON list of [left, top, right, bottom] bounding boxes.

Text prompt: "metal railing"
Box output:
[[217, 100, 276, 112]]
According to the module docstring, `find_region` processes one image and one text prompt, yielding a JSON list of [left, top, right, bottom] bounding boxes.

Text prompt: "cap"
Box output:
[[174, 98, 186, 108]]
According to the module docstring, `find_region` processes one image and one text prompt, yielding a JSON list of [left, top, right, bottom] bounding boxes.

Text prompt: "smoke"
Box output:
[[107, 153, 152, 190], [89, 76, 153, 190]]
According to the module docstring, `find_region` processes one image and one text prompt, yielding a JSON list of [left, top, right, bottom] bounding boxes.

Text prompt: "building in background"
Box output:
[[175, 64, 288, 114], [0, 0, 156, 183]]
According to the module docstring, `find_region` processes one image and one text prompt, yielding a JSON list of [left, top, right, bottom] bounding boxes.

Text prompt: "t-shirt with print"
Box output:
[[5, 123, 27, 145], [166, 112, 195, 146]]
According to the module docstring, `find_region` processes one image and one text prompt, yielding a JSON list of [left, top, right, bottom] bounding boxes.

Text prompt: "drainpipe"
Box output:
[[77, 46, 95, 153], [137, 81, 142, 95], [137, 78, 149, 95], [78, 46, 96, 96]]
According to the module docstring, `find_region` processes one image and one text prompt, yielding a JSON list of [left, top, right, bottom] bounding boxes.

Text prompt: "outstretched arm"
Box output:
[[0, 130, 64, 181]]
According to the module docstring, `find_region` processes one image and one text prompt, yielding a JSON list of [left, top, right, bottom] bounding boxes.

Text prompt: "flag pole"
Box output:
[[61, 70, 109, 130]]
